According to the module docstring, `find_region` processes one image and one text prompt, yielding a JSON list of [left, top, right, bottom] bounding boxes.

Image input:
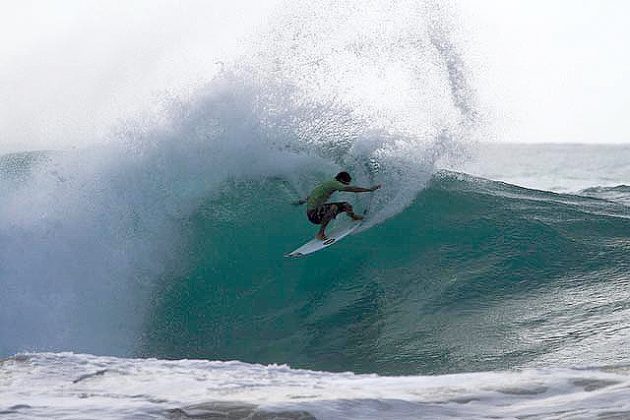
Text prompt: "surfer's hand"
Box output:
[[370, 184, 381, 191], [292, 199, 306, 206]]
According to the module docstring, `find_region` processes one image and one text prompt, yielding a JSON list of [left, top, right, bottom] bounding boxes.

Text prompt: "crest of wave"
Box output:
[[234, 0, 481, 227], [0, 0, 479, 356]]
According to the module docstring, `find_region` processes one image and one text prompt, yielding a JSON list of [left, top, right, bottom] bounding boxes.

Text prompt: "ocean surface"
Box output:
[[3, 143, 630, 419], [2, 1, 630, 419]]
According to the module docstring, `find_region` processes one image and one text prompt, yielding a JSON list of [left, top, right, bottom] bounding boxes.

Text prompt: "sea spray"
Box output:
[[0, 0, 477, 357]]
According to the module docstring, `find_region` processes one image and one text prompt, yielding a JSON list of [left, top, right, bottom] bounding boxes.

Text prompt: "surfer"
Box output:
[[293, 171, 381, 240]]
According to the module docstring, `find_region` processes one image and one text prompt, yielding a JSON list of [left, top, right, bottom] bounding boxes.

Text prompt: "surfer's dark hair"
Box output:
[[335, 171, 351, 184]]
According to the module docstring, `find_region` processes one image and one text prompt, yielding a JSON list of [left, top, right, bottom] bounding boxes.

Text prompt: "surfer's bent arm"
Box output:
[[342, 184, 381, 193]]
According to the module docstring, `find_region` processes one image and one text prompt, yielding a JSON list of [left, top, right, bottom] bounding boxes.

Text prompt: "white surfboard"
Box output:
[[285, 220, 363, 258]]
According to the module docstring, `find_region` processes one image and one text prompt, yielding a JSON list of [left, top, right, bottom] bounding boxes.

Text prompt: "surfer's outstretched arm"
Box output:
[[342, 184, 381, 193], [292, 198, 307, 206]]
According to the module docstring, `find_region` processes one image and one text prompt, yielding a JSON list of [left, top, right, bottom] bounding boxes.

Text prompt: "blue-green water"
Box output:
[[1, 0, 629, 381], [141, 170, 630, 375], [3, 1, 630, 417], [2, 144, 630, 379]]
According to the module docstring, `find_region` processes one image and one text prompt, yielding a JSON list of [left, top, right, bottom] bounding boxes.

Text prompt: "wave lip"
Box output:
[[3, 352, 630, 419]]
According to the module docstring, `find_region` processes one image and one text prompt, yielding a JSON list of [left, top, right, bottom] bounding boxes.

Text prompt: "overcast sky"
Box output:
[[458, 0, 629, 144], [1, 0, 628, 153]]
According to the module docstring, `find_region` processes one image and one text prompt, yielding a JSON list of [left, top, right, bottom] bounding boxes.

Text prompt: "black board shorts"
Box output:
[[307, 202, 350, 225]]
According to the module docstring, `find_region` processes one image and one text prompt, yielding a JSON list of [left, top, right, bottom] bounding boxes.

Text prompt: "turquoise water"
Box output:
[[3, 1, 630, 417], [1, 0, 629, 387], [4, 147, 628, 377], [141, 170, 630, 375]]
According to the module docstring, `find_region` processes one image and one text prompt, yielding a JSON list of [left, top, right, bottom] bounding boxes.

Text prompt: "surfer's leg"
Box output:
[[316, 219, 330, 240], [315, 204, 338, 240], [340, 202, 363, 221], [350, 212, 364, 221]]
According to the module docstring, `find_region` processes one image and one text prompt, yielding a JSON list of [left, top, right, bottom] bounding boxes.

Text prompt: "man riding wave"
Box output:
[[294, 171, 381, 240]]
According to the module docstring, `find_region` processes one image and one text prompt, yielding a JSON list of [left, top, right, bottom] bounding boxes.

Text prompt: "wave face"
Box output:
[[2, 0, 630, 383], [0, 0, 478, 361], [141, 172, 630, 375], [2, 160, 630, 376]]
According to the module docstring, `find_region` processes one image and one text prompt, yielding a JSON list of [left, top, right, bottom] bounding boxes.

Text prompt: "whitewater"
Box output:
[[2, 1, 630, 419]]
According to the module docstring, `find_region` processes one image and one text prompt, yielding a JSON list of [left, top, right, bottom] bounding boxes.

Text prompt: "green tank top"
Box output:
[[307, 179, 346, 210]]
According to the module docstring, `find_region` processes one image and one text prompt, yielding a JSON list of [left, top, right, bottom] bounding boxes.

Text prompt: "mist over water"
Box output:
[[3, 3, 630, 419], [0, 0, 477, 357]]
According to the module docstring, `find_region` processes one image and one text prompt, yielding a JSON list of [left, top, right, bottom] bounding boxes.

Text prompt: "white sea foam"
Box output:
[[2, 352, 630, 420]]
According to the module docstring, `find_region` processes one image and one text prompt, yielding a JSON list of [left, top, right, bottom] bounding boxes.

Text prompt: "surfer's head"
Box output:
[[335, 171, 351, 185]]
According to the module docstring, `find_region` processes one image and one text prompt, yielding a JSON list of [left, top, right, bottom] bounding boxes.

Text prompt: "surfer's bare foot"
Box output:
[[351, 214, 364, 221], [316, 232, 328, 241]]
